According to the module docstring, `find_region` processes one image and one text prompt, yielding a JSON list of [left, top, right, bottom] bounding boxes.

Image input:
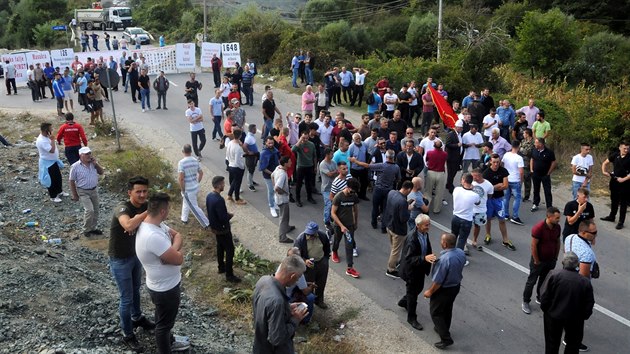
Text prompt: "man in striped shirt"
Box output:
[[69, 147, 104, 237], [178, 144, 210, 227]]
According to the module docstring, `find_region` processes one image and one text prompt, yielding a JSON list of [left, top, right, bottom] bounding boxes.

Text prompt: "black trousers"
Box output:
[[371, 187, 389, 231], [305, 258, 329, 303], [523, 258, 556, 303], [401, 277, 426, 321], [350, 168, 369, 199], [65, 145, 81, 165], [532, 174, 553, 208], [326, 88, 336, 105], [342, 85, 353, 103], [608, 178, 629, 224], [216, 231, 235, 277], [446, 160, 460, 194], [421, 112, 434, 136], [227, 166, 245, 200], [5, 78, 17, 94], [148, 283, 181, 354], [295, 166, 315, 201], [38, 79, 47, 98], [334, 86, 341, 105], [130, 81, 139, 102], [46, 162, 63, 198], [121, 70, 127, 90], [333, 225, 355, 267], [28, 80, 40, 101], [190, 129, 206, 157], [351, 84, 364, 106], [430, 285, 460, 342], [544, 313, 584, 354], [213, 70, 221, 88]]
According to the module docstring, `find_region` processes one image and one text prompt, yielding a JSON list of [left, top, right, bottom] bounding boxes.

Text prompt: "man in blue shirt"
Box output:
[[290, 53, 300, 88], [52, 72, 65, 117], [423, 233, 466, 350], [339, 67, 354, 104], [44, 62, 56, 98], [496, 99, 516, 141], [206, 176, 241, 283]]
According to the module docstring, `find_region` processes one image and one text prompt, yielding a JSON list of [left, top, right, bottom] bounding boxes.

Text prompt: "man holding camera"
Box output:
[[69, 146, 104, 237]]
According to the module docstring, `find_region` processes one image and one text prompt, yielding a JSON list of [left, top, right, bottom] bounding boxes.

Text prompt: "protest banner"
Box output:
[[176, 43, 196, 70], [200, 42, 221, 68], [221, 42, 241, 68]]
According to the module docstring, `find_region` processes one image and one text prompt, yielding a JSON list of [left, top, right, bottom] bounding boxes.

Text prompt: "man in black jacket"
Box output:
[[383, 180, 413, 279], [396, 140, 424, 187], [398, 214, 437, 330], [540, 251, 594, 354], [445, 119, 464, 194], [293, 221, 331, 309]]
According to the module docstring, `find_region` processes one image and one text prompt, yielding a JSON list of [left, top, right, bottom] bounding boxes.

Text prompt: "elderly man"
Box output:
[[178, 144, 210, 227], [69, 146, 104, 237], [489, 128, 512, 159], [398, 214, 436, 330], [294, 222, 331, 309], [425, 140, 448, 214], [253, 255, 309, 353], [397, 139, 424, 187], [540, 252, 594, 354], [424, 233, 466, 350], [349, 133, 370, 200]]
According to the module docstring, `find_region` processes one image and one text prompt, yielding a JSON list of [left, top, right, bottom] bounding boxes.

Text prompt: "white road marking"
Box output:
[[430, 219, 630, 328], [169, 80, 178, 87]]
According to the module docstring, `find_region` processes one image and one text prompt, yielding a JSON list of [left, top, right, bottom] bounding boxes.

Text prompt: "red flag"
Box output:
[[427, 86, 458, 129]]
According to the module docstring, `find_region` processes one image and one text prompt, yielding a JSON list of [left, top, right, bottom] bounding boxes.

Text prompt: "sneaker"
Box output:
[[535, 297, 541, 305], [248, 185, 256, 192], [464, 260, 470, 267], [173, 335, 190, 344], [331, 252, 340, 263], [522, 302, 531, 314], [58, 192, 70, 197], [510, 217, 524, 225], [226, 275, 242, 283], [531, 204, 539, 212], [270, 207, 278, 218], [227, 196, 234, 202], [346, 267, 360, 278], [503, 240, 516, 251], [616, 223, 624, 230], [442, 200, 448, 206], [484, 234, 492, 245], [353, 248, 359, 257], [385, 270, 400, 279], [252, 181, 260, 186], [51, 197, 62, 203], [562, 340, 589, 352], [464, 245, 470, 256], [132, 316, 156, 330], [171, 340, 190, 351], [89, 229, 104, 235], [142, 109, 145, 113], [123, 334, 145, 353]]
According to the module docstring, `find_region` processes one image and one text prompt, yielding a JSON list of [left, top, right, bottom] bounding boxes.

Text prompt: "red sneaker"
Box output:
[[331, 251, 340, 263], [346, 267, 360, 278]]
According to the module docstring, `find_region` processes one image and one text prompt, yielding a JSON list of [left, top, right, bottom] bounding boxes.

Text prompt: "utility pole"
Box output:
[[437, 0, 443, 63], [203, 0, 207, 41]]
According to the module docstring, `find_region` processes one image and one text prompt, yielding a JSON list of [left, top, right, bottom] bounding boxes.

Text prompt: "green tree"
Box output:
[[405, 12, 438, 58], [1, 0, 67, 48], [492, 0, 528, 37], [565, 32, 630, 85], [33, 20, 60, 48], [300, 0, 348, 32], [514, 8, 579, 79]]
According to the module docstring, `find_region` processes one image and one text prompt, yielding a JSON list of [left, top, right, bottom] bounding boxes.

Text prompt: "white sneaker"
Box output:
[[442, 200, 448, 206], [270, 207, 278, 218], [142, 109, 145, 113], [353, 248, 359, 257], [58, 192, 70, 197], [51, 197, 62, 203], [173, 334, 190, 344], [464, 260, 470, 266], [171, 340, 190, 351]]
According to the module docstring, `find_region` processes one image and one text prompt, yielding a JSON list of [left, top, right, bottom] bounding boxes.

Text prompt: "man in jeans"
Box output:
[[138, 69, 151, 112], [136, 193, 189, 353], [451, 173, 481, 264], [259, 137, 280, 217], [319, 148, 339, 231], [108, 176, 155, 352], [502, 140, 525, 225], [521, 207, 561, 315]]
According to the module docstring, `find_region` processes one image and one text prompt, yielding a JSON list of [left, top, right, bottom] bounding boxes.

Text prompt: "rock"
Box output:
[[202, 308, 219, 317], [33, 248, 46, 255], [295, 336, 307, 343]]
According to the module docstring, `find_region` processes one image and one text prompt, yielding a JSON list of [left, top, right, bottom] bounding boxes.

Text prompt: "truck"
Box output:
[[74, 7, 133, 31]]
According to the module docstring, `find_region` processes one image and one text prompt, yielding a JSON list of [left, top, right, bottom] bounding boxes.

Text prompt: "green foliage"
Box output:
[[491, 0, 528, 37], [564, 32, 630, 86], [1, 0, 67, 49], [233, 244, 275, 274], [32, 20, 59, 48], [133, 0, 189, 35], [241, 30, 282, 65], [405, 12, 438, 58], [300, 0, 349, 32], [514, 8, 579, 79], [168, 8, 203, 43], [368, 15, 410, 50]]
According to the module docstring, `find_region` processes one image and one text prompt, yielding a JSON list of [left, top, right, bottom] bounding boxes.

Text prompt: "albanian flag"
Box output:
[[428, 86, 458, 129]]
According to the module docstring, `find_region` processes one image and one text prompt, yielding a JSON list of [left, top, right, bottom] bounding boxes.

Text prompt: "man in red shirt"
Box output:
[[376, 76, 389, 111], [425, 140, 448, 214], [521, 207, 561, 314], [227, 83, 241, 109], [56, 113, 88, 165]]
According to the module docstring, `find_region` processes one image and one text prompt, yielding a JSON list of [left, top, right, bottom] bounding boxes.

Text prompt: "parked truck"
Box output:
[[74, 7, 133, 31]]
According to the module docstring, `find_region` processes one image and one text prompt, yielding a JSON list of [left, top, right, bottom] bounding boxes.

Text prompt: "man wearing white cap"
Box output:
[[69, 146, 104, 237]]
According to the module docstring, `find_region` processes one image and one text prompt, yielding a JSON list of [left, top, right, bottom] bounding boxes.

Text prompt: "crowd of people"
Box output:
[[22, 51, 629, 353]]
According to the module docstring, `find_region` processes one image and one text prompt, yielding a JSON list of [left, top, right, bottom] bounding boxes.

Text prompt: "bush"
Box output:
[[405, 12, 438, 58], [33, 20, 60, 49], [564, 32, 630, 86]]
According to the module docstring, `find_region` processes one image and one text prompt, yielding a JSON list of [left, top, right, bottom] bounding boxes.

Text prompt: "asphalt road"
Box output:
[[3, 74, 628, 353]]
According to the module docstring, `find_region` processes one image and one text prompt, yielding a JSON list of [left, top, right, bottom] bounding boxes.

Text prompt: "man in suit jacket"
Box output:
[[445, 120, 464, 194], [398, 214, 437, 330], [396, 139, 424, 187]]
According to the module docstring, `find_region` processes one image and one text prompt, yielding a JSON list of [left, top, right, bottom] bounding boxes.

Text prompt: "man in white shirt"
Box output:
[[451, 173, 481, 265], [351, 67, 368, 107], [135, 193, 188, 352], [36, 122, 67, 203], [317, 114, 334, 148], [502, 140, 525, 225], [461, 124, 484, 172], [185, 100, 206, 160], [383, 87, 398, 119], [471, 168, 494, 251], [178, 144, 210, 227], [482, 108, 499, 142], [571, 143, 594, 199], [418, 127, 443, 165], [516, 98, 540, 128], [4, 59, 17, 95], [273, 156, 295, 243], [226, 129, 247, 205]]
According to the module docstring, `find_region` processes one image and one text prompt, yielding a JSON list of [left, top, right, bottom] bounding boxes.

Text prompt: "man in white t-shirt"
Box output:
[[570, 143, 594, 199], [135, 193, 189, 352], [482, 108, 499, 142], [185, 100, 206, 160], [451, 173, 481, 264], [178, 144, 210, 227], [383, 87, 398, 119], [226, 129, 247, 205], [461, 124, 484, 172], [317, 114, 334, 148], [502, 140, 525, 225], [418, 127, 443, 166], [471, 168, 494, 251]]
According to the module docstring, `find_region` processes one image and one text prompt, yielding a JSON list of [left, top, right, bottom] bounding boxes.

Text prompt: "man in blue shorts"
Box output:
[[482, 154, 516, 250]]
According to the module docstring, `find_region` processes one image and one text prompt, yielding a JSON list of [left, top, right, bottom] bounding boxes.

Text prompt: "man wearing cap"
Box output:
[[293, 221, 331, 309], [69, 147, 104, 237], [56, 113, 88, 165], [206, 176, 242, 283]]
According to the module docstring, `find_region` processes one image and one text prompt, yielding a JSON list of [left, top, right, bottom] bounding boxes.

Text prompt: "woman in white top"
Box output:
[[36, 122, 68, 203]]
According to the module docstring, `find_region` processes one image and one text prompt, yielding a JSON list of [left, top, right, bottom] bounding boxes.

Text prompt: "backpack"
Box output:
[[366, 92, 375, 105]]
